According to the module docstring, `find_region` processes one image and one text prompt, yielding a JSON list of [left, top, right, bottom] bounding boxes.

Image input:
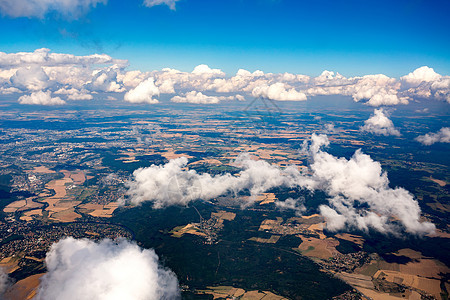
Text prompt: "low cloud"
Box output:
[[125, 134, 434, 235], [35, 237, 180, 300], [0, 0, 107, 19], [0, 267, 12, 298], [124, 78, 160, 104], [415, 127, 450, 145], [304, 134, 434, 235], [18, 90, 66, 105], [360, 108, 401, 136], [275, 198, 306, 216], [124, 154, 311, 208]]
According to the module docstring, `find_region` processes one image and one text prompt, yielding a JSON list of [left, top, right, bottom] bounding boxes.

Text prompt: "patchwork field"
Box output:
[[196, 286, 288, 300]]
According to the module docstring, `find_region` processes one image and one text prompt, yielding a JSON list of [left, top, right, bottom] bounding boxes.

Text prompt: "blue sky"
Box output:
[[1, 0, 449, 76]]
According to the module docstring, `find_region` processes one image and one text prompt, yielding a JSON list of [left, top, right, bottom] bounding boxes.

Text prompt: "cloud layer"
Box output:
[[35, 237, 180, 300], [125, 135, 434, 235], [1, 49, 449, 106]]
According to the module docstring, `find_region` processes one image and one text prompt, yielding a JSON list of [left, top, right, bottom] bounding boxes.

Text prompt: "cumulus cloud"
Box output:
[[349, 75, 408, 106], [35, 237, 180, 300], [304, 134, 435, 235], [0, 0, 107, 19], [170, 91, 243, 104], [0, 267, 12, 297], [401, 67, 450, 103], [86, 67, 124, 93], [143, 0, 180, 10], [124, 154, 311, 208], [415, 127, 450, 145], [54, 87, 93, 100], [360, 108, 401, 136], [125, 134, 434, 235], [401, 66, 442, 86], [275, 198, 306, 216], [10, 66, 50, 91], [252, 82, 307, 101], [124, 78, 160, 104], [18, 90, 66, 105]]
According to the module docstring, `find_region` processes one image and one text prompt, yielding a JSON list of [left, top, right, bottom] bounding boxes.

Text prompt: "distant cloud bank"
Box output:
[[0, 49, 449, 106]]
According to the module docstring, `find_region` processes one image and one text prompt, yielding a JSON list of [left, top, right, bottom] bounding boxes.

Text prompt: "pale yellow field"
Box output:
[[28, 166, 55, 174], [307, 223, 326, 239], [78, 202, 118, 218], [20, 209, 43, 221], [50, 207, 81, 222], [4, 197, 44, 214], [3, 273, 44, 300], [297, 237, 339, 259], [335, 233, 365, 246], [249, 235, 280, 244], [61, 170, 86, 185], [374, 270, 442, 299], [197, 286, 288, 300], [259, 217, 283, 231], [211, 210, 236, 221], [3, 200, 27, 213], [170, 224, 206, 238]]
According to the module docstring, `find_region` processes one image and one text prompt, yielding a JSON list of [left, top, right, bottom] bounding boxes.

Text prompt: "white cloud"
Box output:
[[18, 90, 66, 105], [252, 82, 307, 101], [275, 198, 306, 216], [304, 134, 435, 235], [401, 66, 442, 86], [143, 0, 180, 10], [124, 154, 310, 208], [171, 91, 220, 104], [124, 78, 160, 104], [0, 267, 12, 297], [350, 75, 408, 106], [0, 48, 127, 69], [54, 88, 93, 100], [360, 108, 401, 136], [0, 0, 107, 19], [191, 64, 225, 76], [415, 127, 450, 145], [10, 66, 51, 91], [35, 237, 180, 300], [125, 134, 435, 235], [170, 91, 242, 104], [401, 67, 450, 103], [86, 67, 124, 93]]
